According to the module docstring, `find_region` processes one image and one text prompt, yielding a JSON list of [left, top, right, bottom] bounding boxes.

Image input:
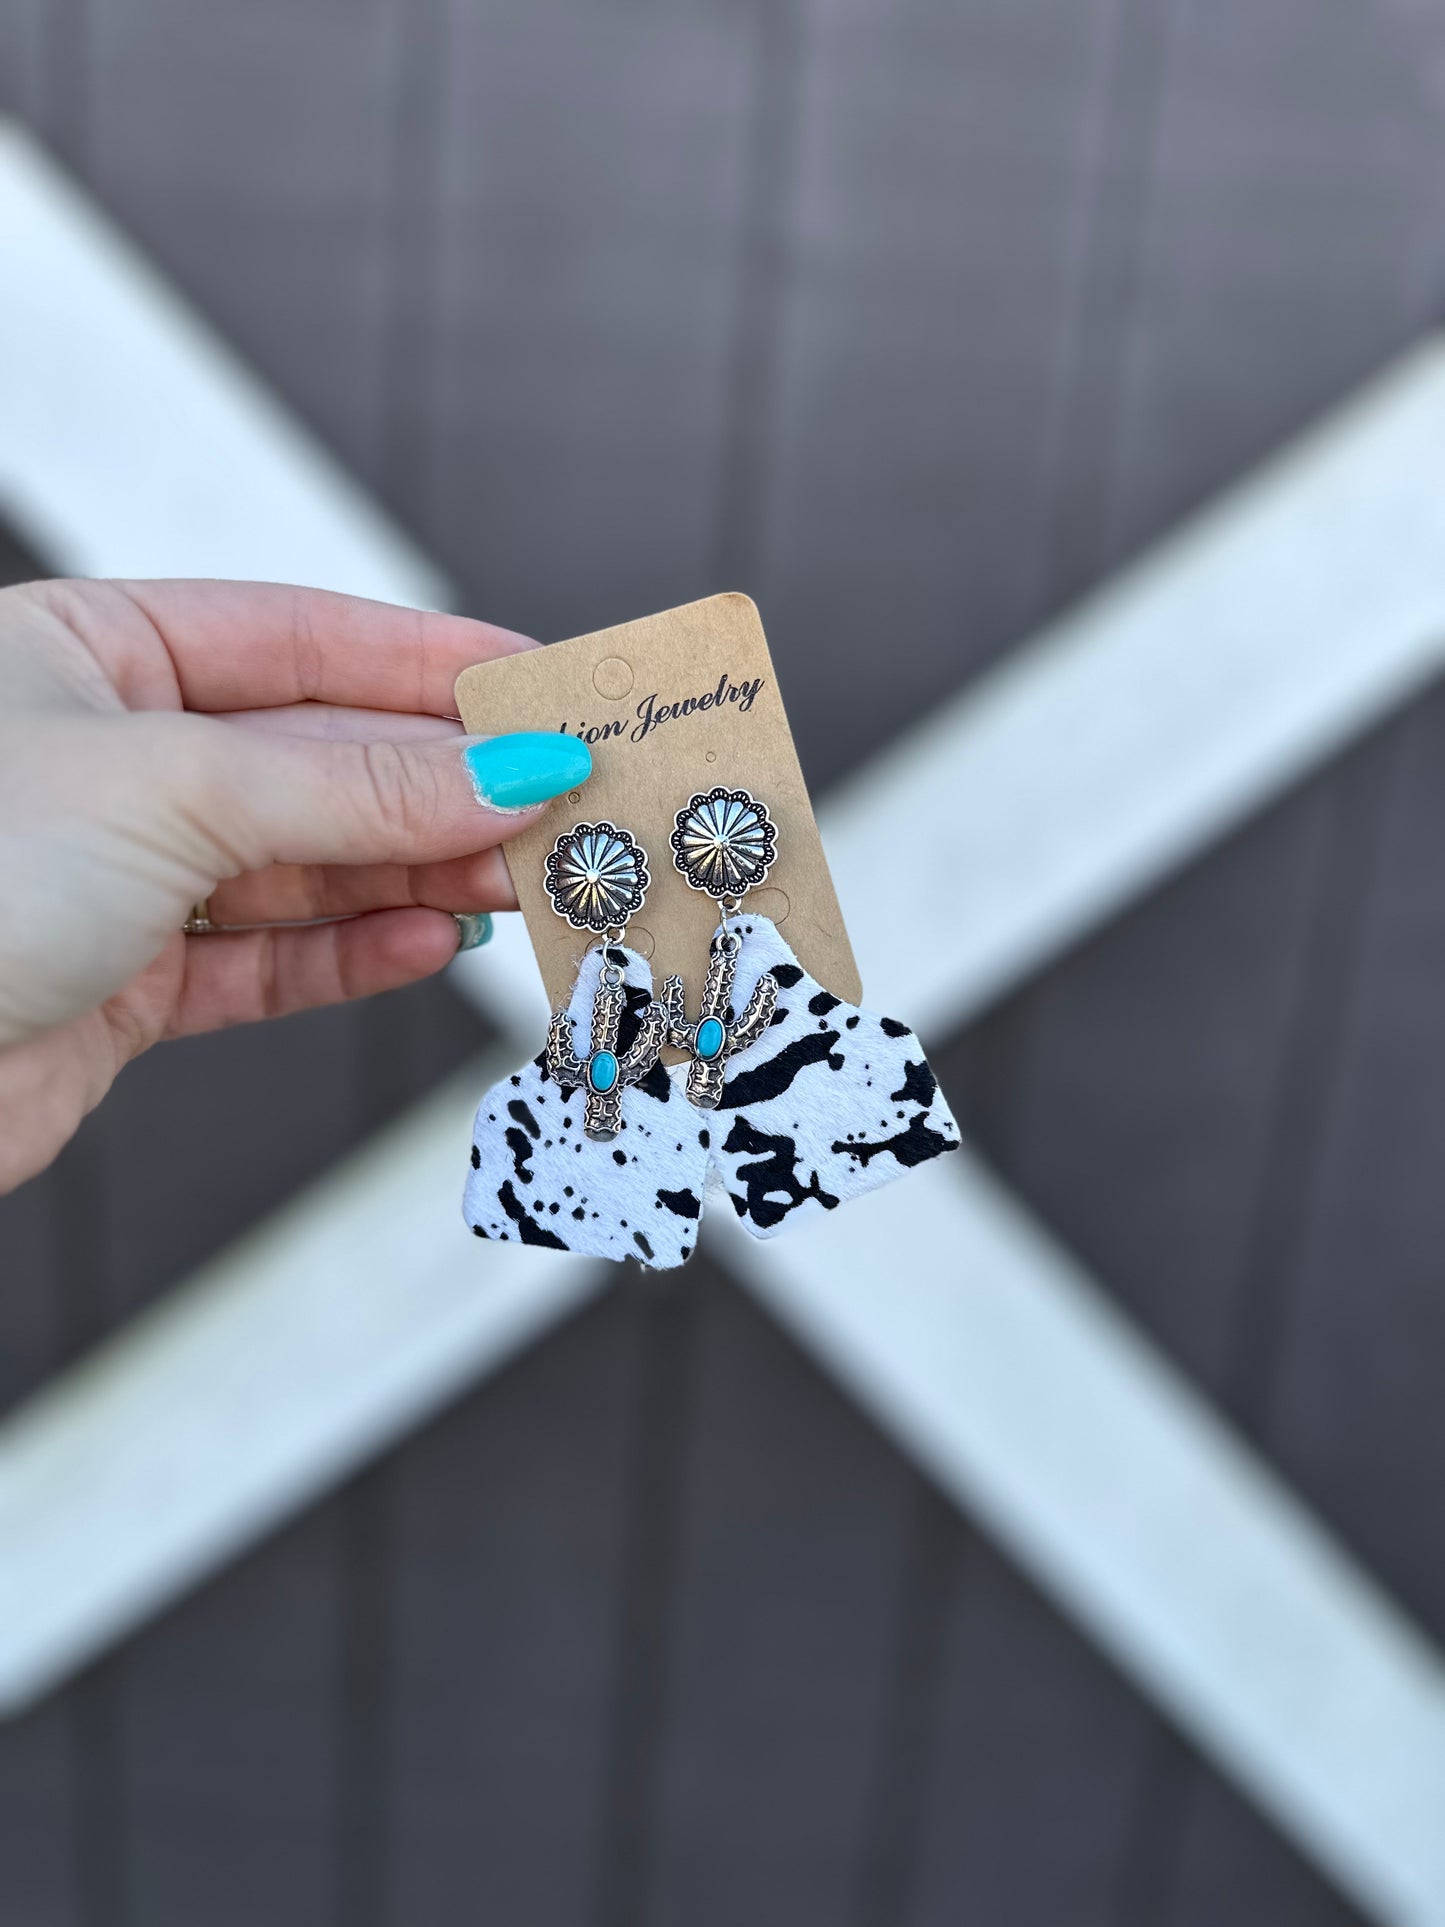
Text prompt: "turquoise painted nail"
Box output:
[[454, 912, 493, 952], [461, 732, 592, 810]]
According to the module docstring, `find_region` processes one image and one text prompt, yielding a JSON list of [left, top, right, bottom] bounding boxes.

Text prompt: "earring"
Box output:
[[662, 788, 962, 1238], [700, 911, 962, 1239], [660, 787, 780, 1108], [541, 821, 666, 1140], [464, 822, 710, 1270]]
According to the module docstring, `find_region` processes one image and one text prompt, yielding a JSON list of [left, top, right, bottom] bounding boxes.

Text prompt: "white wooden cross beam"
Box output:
[[3, 122, 1445, 1924]]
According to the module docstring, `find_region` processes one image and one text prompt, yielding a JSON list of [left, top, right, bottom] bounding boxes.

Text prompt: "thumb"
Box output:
[[200, 726, 593, 873]]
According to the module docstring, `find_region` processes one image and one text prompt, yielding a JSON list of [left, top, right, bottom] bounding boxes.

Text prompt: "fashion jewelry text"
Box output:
[[561, 673, 765, 748]]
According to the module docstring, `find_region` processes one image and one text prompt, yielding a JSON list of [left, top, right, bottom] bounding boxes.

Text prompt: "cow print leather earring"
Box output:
[[699, 911, 962, 1239], [663, 784, 962, 1239], [463, 822, 710, 1269], [465, 799, 960, 1268]]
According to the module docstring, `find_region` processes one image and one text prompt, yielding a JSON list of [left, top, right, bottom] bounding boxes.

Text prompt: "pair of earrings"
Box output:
[[541, 786, 780, 1135], [464, 787, 959, 1269]]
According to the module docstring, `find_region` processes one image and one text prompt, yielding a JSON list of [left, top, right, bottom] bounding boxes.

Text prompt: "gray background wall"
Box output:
[[2, 1, 1444, 1921]]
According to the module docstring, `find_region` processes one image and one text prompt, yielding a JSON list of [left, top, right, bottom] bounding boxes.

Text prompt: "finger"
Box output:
[[0, 1012, 116, 1192], [178, 719, 592, 875], [56, 578, 533, 714], [165, 909, 464, 1035], [218, 703, 465, 744], [207, 845, 518, 926]]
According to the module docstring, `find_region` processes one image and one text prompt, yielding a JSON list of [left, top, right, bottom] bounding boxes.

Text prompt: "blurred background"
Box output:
[[4, 2, 1445, 1923]]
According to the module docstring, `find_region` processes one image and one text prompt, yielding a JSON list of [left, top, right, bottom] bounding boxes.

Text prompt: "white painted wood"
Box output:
[[716, 1162, 1445, 1925], [0, 121, 448, 604], [0, 1062, 607, 1712], [826, 340, 1445, 1032]]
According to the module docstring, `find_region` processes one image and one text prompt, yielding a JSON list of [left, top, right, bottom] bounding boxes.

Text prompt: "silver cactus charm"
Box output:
[[661, 931, 778, 1110], [665, 787, 781, 1106], [546, 961, 666, 1142]]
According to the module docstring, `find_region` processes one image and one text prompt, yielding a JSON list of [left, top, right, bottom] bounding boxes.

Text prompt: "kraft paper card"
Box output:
[[454, 593, 860, 1022]]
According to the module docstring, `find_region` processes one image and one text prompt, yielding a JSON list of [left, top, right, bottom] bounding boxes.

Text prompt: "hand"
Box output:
[[0, 578, 591, 1191]]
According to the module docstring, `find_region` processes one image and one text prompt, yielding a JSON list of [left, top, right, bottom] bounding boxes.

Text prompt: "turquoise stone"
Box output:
[[587, 1049, 619, 1094], [695, 1017, 727, 1061]]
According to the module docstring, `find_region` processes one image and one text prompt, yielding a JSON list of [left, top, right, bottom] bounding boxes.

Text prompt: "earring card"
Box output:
[[454, 593, 861, 1019]]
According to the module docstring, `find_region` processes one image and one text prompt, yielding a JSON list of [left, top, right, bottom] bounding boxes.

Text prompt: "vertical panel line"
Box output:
[[592, 1271, 705, 1927]]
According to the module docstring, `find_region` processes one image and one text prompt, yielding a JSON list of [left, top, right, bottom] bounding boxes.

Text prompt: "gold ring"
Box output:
[[182, 898, 218, 936]]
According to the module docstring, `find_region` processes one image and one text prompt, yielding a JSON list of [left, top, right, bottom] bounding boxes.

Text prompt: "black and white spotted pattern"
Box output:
[[707, 916, 960, 1238], [463, 944, 708, 1269]]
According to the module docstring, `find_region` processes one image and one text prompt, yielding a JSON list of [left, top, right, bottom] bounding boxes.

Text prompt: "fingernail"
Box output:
[[454, 912, 493, 952], [461, 732, 592, 810]]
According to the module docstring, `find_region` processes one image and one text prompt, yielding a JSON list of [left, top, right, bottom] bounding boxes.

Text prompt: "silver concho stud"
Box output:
[[544, 820, 651, 933], [669, 786, 777, 900]]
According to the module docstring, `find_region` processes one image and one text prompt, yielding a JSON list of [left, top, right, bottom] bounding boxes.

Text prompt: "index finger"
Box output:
[[111, 578, 534, 714]]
